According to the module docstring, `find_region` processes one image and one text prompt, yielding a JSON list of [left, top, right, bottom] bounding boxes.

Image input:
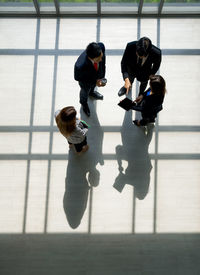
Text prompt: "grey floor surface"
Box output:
[[0, 17, 200, 275]]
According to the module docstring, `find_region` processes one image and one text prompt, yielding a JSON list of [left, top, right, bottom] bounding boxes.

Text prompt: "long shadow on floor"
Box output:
[[63, 99, 104, 229], [114, 109, 153, 200]]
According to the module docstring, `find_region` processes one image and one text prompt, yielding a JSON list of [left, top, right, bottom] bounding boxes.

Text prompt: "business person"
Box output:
[[55, 106, 89, 154], [119, 37, 161, 97], [132, 75, 166, 126], [74, 42, 106, 117]]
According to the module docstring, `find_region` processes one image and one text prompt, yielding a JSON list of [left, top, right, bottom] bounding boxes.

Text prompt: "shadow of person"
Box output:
[[63, 99, 104, 229], [113, 109, 154, 200]]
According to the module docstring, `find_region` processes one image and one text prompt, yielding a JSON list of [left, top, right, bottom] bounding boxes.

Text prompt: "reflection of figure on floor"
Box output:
[[114, 110, 153, 200], [63, 100, 104, 229]]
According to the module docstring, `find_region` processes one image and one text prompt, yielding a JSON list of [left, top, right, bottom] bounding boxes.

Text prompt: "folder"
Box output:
[[118, 97, 136, 111]]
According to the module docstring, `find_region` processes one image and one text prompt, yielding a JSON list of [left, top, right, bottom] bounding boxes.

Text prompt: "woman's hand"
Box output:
[[134, 95, 143, 103]]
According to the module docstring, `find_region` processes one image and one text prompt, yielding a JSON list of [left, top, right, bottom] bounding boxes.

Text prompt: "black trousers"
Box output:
[[132, 103, 159, 126], [139, 115, 156, 126], [79, 82, 96, 106], [68, 137, 87, 152], [126, 67, 149, 95], [128, 75, 148, 96]]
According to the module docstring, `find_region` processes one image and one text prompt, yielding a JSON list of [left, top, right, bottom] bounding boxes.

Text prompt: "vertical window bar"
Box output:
[[32, 0, 40, 15], [97, 0, 101, 16], [54, 0, 60, 15], [158, 0, 165, 15], [138, 0, 144, 15]]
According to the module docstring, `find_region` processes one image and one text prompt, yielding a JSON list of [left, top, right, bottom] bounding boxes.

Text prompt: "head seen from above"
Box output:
[[136, 37, 152, 58], [57, 106, 77, 136], [86, 42, 103, 63], [60, 106, 77, 124], [149, 75, 166, 96]]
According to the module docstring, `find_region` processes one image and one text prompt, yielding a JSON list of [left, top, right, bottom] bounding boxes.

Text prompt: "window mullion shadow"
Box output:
[[43, 18, 60, 234], [23, 18, 40, 234], [153, 18, 161, 234]]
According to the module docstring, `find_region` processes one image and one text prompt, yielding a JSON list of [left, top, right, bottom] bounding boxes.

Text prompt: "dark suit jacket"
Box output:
[[121, 41, 161, 82], [132, 88, 164, 118], [74, 42, 106, 86]]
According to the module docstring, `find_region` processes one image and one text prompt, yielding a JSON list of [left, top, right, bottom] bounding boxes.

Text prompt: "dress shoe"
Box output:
[[90, 91, 103, 100], [133, 120, 140, 126], [118, 86, 127, 97], [82, 145, 89, 153], [77, 145, 89, 155], [82, 104, 90, 117]]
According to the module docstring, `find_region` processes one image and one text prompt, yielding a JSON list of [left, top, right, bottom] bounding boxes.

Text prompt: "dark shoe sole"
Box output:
[[90, 93, 103, 100]]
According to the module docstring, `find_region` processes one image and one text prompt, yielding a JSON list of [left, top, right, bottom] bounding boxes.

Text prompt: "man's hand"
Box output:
[[124, 78, 131, 94], [96, 79, 106, 87]]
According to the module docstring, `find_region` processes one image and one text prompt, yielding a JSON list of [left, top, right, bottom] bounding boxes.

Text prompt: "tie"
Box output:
[[94, 62, 98, 71]]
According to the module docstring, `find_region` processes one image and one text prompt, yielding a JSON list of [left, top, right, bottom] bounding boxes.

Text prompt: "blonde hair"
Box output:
[[56, 106, 77, 137]]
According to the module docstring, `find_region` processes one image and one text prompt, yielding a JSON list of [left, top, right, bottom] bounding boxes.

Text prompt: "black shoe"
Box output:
[[133, 120, 140, 126], [118, 86, 127, 97], [90, 91, 103, 100], [82, 104, 90, 117]]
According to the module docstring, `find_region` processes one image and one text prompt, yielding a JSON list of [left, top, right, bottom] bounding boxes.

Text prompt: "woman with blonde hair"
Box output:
[[132, 74, 166, 126], [55, 106, 89, 154]]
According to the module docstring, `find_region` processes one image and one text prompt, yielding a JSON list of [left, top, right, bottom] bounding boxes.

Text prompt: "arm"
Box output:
[[150, 49, 162, 75], [78, 126, 88, 136], [130, 95, 144, 112], [99, 42, 106, 79], [131, 91, 148, 112], [131, 105, 143, 112], [121, 44, 130, 80], [121, 44, 133, 93], [74, 64, 88, 83], [77, 120, 88, 135], [74, 52, 96, 85], [75, 65, 97, 86], [74, 65, 82, 82]]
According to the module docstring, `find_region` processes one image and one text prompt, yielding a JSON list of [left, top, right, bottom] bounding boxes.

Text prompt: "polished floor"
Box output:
[[0, 17, 200, 275]]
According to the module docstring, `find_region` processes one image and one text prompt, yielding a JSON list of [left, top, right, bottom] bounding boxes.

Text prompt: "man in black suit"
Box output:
[[74, 42, 106, 116], [118, 37, 161, 97]]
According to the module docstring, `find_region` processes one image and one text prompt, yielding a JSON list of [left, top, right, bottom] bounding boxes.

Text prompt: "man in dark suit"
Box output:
[[74, 42, 106, 116], [119, 37, 161, 97]]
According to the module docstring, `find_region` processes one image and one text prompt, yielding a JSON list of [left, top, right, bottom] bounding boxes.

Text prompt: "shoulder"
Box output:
[[98, 42, 105, 53], [75, 119, 82, 129], [75, 50, 88, 69], [126, 41, 137, 49], [151, 45, 161, 56], [150, 93, 164, 104]]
